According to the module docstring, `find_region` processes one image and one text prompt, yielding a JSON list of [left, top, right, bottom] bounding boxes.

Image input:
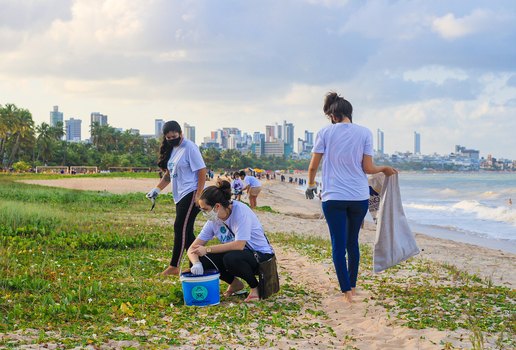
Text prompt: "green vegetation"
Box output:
[[0, 176, 331, 348], [1, 174, 514, 348], [274, 232, 515, 348]]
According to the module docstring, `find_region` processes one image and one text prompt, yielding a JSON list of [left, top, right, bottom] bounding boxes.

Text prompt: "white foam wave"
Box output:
[[437, 188, 459, 196], [452, 200, 516, 226], [405, 203, 450, 211]]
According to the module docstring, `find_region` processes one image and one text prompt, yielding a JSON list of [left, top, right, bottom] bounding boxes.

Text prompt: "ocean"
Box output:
[[398, 172, 516, 253], [304, 172, 516, 254]]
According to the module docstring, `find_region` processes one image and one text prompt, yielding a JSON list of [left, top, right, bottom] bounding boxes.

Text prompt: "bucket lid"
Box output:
[[180, 269, 219, 278]]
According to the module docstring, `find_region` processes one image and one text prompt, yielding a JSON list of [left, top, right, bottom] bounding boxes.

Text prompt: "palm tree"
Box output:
[[3, 105, 35, 168]]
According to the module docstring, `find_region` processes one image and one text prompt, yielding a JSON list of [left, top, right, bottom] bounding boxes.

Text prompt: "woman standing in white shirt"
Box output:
[[306, 92, 396, 303], [146, 121, 207, 276]]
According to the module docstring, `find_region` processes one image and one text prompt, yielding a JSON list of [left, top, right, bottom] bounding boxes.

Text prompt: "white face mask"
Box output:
[[202, 206, 219, 222]]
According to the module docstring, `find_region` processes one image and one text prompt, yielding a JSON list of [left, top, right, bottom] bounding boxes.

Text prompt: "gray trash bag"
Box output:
[[373, 174, 420, 273]]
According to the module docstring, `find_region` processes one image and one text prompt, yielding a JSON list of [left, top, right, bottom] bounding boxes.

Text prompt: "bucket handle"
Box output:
[[180, 252, 219, 275]]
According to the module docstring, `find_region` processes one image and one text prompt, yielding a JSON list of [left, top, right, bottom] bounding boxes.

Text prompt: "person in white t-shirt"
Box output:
[[306, 92, 397, 303], [240, 170, 262, 209], [146, 120, 207, 276], [187, 180, 275, 302]]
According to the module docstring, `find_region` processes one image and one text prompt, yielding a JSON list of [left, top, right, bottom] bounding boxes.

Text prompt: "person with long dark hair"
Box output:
[[305, 92, 397, 303], [147, 120, 207, 276], [187, 180, 275, 302]]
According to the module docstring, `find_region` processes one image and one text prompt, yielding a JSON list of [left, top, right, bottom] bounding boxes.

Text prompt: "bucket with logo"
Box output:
[[180, 257, 220, 306]]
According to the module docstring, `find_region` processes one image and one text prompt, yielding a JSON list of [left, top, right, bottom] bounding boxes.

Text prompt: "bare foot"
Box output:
[[342, 291, 354, 303], [244, 287, 260, 302], [351, 287, 356, 296], [223, 278, 245, 297], [158, 266, 180, 276]]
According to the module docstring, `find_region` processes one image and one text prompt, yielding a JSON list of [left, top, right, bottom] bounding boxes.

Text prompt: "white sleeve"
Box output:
[[198, 221, 215, 241]]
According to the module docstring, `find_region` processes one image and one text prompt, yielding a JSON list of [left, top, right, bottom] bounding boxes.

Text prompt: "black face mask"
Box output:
[[167, 137, 181, 147]]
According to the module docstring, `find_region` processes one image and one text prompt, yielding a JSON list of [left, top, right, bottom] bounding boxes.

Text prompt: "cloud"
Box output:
[[403, 66, 468, 85], [432, 9, 494, 40]]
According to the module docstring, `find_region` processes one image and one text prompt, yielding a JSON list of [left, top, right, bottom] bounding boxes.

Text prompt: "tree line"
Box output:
[[1, 104, 309, 172]]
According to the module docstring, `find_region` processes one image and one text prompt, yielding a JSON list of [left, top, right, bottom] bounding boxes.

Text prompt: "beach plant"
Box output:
[[0, 177, 333, 348], [273, 231, 516, 348]]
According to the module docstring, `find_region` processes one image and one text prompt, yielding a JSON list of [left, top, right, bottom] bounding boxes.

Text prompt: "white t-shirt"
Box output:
[[198, 200, 273, 254], [312, 123, 374, 201], [232, 178, 244, 192], [167, 138, 206, 204], [244, 175, 261, 188]]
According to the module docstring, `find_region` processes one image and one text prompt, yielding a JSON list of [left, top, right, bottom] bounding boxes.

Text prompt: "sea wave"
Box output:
[[405, 203, 450, 211], [452, 200, 516, 225]]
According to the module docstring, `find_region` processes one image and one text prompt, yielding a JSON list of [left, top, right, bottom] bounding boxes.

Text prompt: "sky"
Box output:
[[1, 0, 516, 159]]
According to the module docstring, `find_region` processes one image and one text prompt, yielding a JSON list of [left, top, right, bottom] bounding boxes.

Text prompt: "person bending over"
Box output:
[[240, 170, 261, 209], [187, 180, 274, 302]]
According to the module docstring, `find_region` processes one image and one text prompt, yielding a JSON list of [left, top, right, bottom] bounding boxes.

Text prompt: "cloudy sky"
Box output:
[[1, 0, 516, 158]]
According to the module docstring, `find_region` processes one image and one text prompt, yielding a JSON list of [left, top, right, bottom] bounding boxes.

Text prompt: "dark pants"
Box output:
[[322, 199, 368, 292], [170, 191, 200, 267], [200, 250, 273, 288]]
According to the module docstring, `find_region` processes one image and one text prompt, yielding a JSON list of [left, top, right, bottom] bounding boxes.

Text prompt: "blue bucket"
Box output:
[[180, 269, 220, 306]]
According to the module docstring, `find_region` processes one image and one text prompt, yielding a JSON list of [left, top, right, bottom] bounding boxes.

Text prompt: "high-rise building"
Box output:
[[155, 119, 165, 138], [304, 130, 314, 145], [90, 112, 108, 127], [414, 131, 421, 154], [377, 129, 384, 155], [275, 122, 282, 141], [284, 122, 295, 149], [265, 125, 275, 142], [184, 123, 196, 143], [65, 118, 81, 142], [50, 106, 63, 127]]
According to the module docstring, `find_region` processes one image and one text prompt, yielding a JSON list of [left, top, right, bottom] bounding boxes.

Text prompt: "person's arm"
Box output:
[[187, 238, 208, 263], [156, 169, 171, 190], [194, 167, 207, 204], [190, 240, 246, 257], [307, 153, 323, 186], [362, 155, 397, 176]]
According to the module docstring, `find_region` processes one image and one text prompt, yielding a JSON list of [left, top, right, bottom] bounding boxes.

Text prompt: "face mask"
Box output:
[[202, 207, 219, 222], [167, 137, 181, 147]]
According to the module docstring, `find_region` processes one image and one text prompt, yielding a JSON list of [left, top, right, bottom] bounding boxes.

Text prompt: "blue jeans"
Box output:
[[322, 200, 369, 292]]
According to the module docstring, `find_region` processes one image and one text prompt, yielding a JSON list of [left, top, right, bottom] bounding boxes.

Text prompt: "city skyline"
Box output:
[[45, 106, 510, 160], [1, 1, 515, 158]]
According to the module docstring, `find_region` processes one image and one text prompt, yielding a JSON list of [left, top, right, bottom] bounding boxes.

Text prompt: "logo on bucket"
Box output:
[[191, 285, 208, 301]]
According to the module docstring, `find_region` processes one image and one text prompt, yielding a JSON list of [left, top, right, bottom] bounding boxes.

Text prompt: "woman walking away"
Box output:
[[146, 121, 207, 276], [306, 92, 397, 303], [187, 180, 275, 302]]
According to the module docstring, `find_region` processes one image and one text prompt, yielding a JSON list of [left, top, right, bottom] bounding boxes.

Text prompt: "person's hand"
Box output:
[[383, 167, 398, 176], [194, 192, 201, 207], [190, 245, 207, 256], [305, 184, 318, 199], [146, 187, 161, 200], [190, 262, 204, 275]]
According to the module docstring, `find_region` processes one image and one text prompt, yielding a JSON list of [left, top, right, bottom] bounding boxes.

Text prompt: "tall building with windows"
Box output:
[[155, 119, 165, 138], [284, 122, 294, 148], [50, 106, 63, 127], [65, 118, 82, 142], [414, 131, 421, 154], [265, 125, 275, 142], [377, 129, 385, 155], [184, 123, 196, 143], [90, 112, 108, 126]]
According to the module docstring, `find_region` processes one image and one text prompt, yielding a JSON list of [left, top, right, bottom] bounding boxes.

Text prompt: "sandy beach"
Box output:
[[19, 176, 516, 348]]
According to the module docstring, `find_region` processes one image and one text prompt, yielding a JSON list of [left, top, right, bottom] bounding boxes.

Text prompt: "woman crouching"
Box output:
[[187, 180, 275, 302]]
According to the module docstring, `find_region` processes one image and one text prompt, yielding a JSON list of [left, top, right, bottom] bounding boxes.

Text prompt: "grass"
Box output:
[[0, 175, 332, 348], [1, 173, 514, 348]]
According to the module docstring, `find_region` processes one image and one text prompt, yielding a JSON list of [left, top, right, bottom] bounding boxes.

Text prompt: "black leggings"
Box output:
[[200, 250, 274, 288], [170, 191, 200, 267]]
